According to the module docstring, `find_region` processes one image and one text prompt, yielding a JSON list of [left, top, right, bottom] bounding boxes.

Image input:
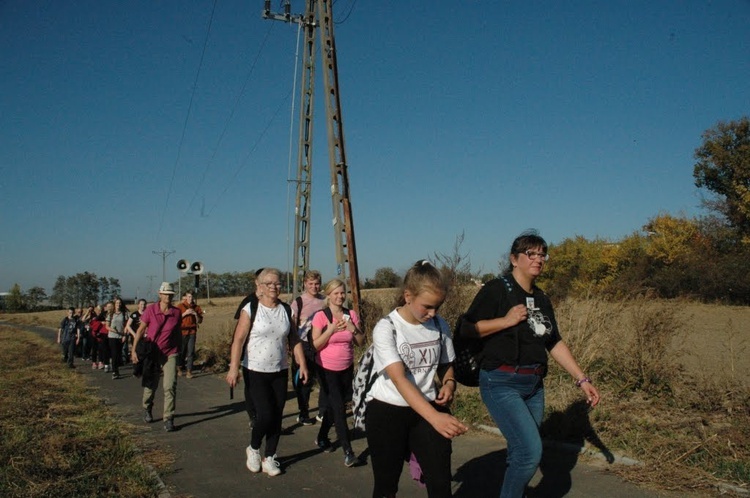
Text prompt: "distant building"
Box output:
[[0, 292, 9, 311]]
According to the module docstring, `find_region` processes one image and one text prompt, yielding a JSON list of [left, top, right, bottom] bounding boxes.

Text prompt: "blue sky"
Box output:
[[1, 1, 748, 299]]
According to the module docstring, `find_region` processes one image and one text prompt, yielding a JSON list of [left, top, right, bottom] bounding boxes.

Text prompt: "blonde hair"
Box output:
[[397, 260, 447, 307], [304, 270, 322, 282], [322, 278, 346, 306]]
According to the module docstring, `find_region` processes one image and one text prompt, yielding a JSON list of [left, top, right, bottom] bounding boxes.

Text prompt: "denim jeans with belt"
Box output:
[[480, 367, 545, 498]]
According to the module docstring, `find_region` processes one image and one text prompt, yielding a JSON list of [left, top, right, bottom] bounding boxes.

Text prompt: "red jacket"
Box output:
[[90, 318, 109, 342]]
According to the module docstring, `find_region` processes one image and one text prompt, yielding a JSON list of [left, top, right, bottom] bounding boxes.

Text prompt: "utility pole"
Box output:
[[263, 0, 361, 314], [152, 249, 175, 282]]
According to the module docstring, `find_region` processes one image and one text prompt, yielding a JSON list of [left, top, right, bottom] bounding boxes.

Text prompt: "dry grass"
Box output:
[[0, 327, 167, 498], [4, 290, 749, 494]]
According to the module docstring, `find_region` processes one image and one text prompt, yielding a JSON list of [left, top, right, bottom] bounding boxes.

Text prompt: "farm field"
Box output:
[[7, 289, 747, 386]]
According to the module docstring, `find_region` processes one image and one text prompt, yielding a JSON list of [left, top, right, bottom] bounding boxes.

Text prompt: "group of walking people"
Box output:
[[57, 297, 141, 379], [57, 285, 205, 433], [54, 230, 599, 496], [223, 230, 601, 498]]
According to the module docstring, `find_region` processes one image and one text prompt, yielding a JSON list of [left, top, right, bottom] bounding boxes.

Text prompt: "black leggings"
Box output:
[[317, 364, 354, 453], [108, 338, 122, 374], [365, 399, 453, 498], [245, 368, 288, 457]]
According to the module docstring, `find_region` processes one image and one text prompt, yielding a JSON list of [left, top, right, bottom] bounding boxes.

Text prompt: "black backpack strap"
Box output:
[[281, 302, 293, 325], [240, 297, 259, 361], [295, 296, 303, 327], [323, 307, 333, 323]]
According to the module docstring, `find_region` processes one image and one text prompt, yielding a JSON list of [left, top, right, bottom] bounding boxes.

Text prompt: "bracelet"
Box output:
[[443, 378, 457, 386], [575, 376, 592, 387]]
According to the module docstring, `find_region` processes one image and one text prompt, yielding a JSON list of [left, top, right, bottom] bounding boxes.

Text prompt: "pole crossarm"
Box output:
[[263, 0, 361, 313]]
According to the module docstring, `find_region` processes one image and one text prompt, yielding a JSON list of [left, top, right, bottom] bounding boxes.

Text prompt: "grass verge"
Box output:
[[0, 327, 168, 498]]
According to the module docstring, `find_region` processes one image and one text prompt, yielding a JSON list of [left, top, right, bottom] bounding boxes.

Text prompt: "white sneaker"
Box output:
[[262, 455, 281, 477], [245, 446, 261, 473]]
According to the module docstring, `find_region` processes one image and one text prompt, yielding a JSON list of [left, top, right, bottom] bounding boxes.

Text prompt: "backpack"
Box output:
[[451, 315, 483, 387], [351, 325, 389, 432], [351, 315, 441, 432], [239, 296, 293, 361]]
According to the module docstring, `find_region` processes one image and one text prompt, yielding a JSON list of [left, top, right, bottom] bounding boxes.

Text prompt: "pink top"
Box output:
[[311, 308, 361, 372], [140, 303, 181, 356]]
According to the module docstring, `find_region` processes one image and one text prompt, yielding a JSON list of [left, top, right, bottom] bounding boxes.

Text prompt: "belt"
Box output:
[[497, 364, 546, 376]]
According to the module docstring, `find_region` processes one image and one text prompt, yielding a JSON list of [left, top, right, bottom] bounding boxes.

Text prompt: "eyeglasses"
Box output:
[[262, 282, 282, 288], [523, 250, 549, 261]]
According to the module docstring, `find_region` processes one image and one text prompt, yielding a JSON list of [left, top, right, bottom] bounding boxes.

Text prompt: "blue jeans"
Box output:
[[480, 368, 545, 498]]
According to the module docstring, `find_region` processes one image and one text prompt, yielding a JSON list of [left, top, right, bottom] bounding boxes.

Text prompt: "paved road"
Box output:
[[9, 322, 710, 498]]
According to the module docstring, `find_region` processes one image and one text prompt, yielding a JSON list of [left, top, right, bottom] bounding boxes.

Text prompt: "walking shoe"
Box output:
[[177, 369, 183, 377], [97, 362, 104, 369], [164, 419, 176, 432], [314, 437, 334, 453], [143, 409, 153, 423], [297, 415, 315, 426], [104, 365, 110, 373], [262, 455, 281, 477], [91, 362, 97, 369], [245, 446, 261, 473], [315, 414, 324, 423], [186, 371, 193, 379], [344, 451, 358, 467], [112, 372, 119, 380]]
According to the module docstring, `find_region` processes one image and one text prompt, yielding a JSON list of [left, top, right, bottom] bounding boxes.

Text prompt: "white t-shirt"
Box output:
[[241, 301, 291, 373], [368, 309, 455, 407]]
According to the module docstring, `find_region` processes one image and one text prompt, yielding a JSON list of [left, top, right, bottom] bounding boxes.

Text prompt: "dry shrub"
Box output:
[[547, 297, 750, 493], [198, 320, 235, 373]]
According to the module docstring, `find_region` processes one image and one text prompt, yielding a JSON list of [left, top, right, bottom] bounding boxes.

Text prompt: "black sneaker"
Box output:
[[344, 451, 358, 467], [297, 415, 316, 426], [314, 438, 334, 453], [143, 409, 153, 423], [164, 419, 176, 432]]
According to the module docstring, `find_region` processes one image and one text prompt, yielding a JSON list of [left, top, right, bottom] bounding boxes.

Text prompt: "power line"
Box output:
[[205, 88, 293, 217], [185, 20, 277, 216], [156, 0, 219, 241]]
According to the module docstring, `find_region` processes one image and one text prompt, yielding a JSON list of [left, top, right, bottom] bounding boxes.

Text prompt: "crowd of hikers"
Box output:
[[56, 230, 601, 498], [57, 297, 143, 378]]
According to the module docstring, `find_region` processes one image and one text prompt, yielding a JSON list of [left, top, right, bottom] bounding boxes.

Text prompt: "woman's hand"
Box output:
[[226, 367, 240, 388], [429, 412, 468, 439], [505, 304, 528, 326], [434, 383, 455, 406], [580, 381, 601, 407]]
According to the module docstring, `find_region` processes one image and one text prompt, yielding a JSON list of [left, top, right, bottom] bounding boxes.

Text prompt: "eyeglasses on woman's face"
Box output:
[[523, 250, 549, 261], [262, 281, 282, 288]]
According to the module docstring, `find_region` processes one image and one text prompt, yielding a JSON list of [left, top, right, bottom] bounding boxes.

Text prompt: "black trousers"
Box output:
[[365, 399, 453, 498], [317, 364, 354, 453], [245, 368, 288, 458]]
